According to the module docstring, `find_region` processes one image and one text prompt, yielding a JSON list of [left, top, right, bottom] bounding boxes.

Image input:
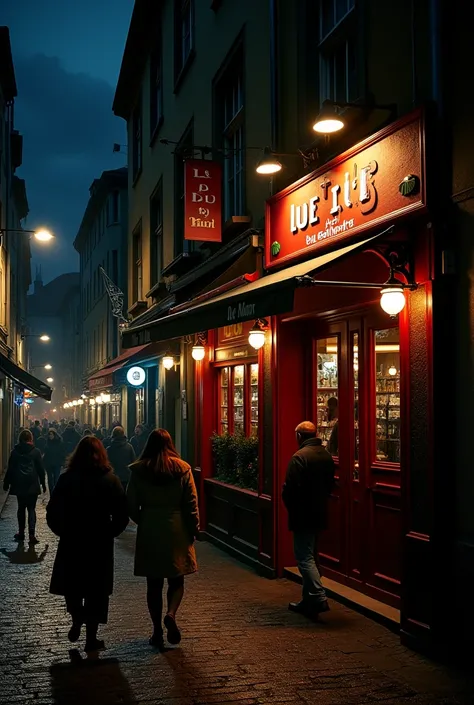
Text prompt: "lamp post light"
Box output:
[[0, 227, 55, 244], [21, 333, 51, 342]]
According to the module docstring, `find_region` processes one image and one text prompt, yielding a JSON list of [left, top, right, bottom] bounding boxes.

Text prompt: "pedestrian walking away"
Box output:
[[61, 420, 82, 457], [282, 421, 335, 619], [106, 426, 135, 493], [43, 428, 66, 493], [127, 428, 200, 650], [3, 429, 46, 544], [130, 424, 147, 458], [46, 436, 129, 653]]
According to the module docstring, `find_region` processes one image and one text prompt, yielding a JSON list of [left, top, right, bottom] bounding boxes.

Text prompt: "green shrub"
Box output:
[[211, 432, 259, 492]]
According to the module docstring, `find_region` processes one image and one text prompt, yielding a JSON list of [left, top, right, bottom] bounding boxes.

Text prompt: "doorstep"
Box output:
[[284, 566, 400, 633]]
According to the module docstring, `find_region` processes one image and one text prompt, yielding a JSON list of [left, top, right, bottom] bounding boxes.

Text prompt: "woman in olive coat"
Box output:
[[127, 429, 199, 649], [47, 436, 129, 652]]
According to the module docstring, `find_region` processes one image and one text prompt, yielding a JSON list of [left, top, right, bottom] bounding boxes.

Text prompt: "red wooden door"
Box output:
[[312, 311, 402, 607]]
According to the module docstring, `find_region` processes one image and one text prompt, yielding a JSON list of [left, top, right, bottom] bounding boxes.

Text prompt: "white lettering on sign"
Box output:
[[289, 160, 378, 236], [227, 302, 256, 322]]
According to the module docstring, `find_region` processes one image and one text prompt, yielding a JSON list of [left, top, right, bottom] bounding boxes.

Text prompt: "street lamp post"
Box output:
[[0, 227, 55, 244]]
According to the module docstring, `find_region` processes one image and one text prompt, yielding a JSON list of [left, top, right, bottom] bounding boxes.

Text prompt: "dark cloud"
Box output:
[[13, 54, 127, 284]]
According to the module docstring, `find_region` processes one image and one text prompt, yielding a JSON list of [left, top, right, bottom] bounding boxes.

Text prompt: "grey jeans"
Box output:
[[293, 530, 326, 604]]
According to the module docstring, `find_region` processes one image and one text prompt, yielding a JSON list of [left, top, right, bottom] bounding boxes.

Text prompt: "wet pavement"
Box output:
[[0, 494, 472, 705]]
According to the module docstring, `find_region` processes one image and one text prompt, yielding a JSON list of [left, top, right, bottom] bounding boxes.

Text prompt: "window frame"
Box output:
[[150, 23, 164, 143], [132, 97, 143, 184], [217, 361, 259, 437], [174, 0, 195, 90], [213, 38, 245, 223], [132, 221, 143, 304], [149, 178, 164, 288], [316, 0, 359, 106]]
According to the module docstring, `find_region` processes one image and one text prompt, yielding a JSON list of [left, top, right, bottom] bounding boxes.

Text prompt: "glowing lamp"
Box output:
[[312, 101, 345, 134], [95, 396, 103, 404], [101, 393, 111, 403], [256, 147, 283, 175], [248, 320, 267, 350], [380, 286, 406, 316], [39, 335, 50, 342], [72, 400, 78, 406], [46, 377, 53, 383], [44, 364, 52, 370], [388, 365, 398, 376], [162, 355, 174, 370], [77, 398, 84, 405], [34, 229, 54, 242], [191, 345, 205, 361]]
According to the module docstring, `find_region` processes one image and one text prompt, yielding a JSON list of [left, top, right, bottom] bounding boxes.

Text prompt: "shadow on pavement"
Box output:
[[50, 651, 138, 705], [1, 543, 49, 564]]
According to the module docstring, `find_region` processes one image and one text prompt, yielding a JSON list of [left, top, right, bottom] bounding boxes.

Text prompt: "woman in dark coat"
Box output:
[[127, 429, 199, 649], [43, 428, 66, 493], [46, 436, 129, 652], [3, 429, 46, 543]]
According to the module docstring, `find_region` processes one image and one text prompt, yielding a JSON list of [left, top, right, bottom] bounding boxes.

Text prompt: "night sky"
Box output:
[[3, 1, 133, 285]]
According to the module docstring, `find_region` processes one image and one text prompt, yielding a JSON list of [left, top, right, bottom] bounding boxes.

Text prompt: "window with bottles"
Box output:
[[374, 328, 400, 464], [316, 337, 339, 456], [219, 363, 258, 436]]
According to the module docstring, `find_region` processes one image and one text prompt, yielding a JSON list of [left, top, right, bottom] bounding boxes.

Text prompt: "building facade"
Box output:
[[73, 167, 129, 428], [26, 272, 80, 421], [0, 26, 48, 471], [113, 0, 472, 658]]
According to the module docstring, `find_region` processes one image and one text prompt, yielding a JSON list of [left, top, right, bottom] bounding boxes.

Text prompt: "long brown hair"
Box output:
[[66, 436, 111, 474], [134, 428, 182, 476]]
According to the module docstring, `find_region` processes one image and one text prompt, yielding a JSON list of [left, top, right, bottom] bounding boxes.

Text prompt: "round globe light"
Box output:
[[248, 328, 266, 350], [380, 286, 406, 316], [388, 365, 398, 376], [191, 345, 205, 361], [162, 356, 174, 370]]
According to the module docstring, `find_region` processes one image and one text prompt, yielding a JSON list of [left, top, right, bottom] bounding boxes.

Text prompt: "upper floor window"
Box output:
[[318, 0, 357, 104], [107, 191, 120, 225], [215, 43, 245, 221], [150, 30, 164, 138], [150, 179, 164, 288], [132, 99, 142, 182], [132, 221, 143, 303], [174, 0, 195, 83], [174, 121, 194, 257]]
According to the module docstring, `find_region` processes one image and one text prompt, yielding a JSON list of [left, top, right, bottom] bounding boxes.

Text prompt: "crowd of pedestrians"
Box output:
[[2, 415, 335, 655], [3, 417, 200, 652]]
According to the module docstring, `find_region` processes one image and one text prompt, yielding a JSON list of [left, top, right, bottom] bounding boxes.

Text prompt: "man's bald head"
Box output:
[[295, 421, 317, 443]]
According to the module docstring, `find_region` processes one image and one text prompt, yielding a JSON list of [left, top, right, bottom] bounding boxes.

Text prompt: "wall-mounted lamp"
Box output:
[[388, 366, 398, 376], [46, 377, 54, 383], [248, 319, 269, 350], [89, 398, 96, 406], [95, 395, 103, 405], [101, 393, 111, 404], [77, 398, 84, 405], [191, 332, 207, 362], [162, 355, 175, 370], [312, 99, 396, 135], [256, 147, 283, 175], [72, 400, 78, 407]]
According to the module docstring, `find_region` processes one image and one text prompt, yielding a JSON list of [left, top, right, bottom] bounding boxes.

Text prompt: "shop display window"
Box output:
[[316, 337, 339, 457], [219, 363, 258, 436], [374, 328, 400, 464]]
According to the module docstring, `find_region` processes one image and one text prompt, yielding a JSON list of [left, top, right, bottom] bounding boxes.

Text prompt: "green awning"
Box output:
[[122, 233, 386, 348], [0, 350, 52, 400]]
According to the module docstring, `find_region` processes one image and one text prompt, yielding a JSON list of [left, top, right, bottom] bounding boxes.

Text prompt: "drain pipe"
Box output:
[[269, 0, 278, 149]]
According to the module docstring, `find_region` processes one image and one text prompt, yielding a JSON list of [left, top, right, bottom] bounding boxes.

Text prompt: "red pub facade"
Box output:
[[125, 110, 441, 652]]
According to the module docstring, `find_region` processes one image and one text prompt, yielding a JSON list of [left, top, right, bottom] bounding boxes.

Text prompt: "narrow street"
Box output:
[[0, 496, 471, 705]]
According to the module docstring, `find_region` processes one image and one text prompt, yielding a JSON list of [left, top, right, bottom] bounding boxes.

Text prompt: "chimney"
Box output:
[[34, 265, 43, 295]]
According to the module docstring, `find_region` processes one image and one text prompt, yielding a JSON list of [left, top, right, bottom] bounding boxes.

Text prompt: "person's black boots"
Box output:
[[84, 622, 105, 652]]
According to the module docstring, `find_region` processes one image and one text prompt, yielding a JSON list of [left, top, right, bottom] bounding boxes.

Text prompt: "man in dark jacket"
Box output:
[[282, 421, 335, 617], [3, 429, 46, 543], [130, 424, 147, 458], [31, 420, 41, 445], [106, 426, 135, 492], [43, 429, 66, 493], [61, 421, 82, 457]]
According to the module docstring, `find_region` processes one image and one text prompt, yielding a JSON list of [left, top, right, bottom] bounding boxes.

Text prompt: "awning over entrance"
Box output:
[[0, 350, 52, 401], [123, 233, 386, 348], [88, 344, 150, 391]]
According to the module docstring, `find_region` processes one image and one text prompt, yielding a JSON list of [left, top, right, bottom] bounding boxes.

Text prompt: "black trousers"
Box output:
[[65, 595, 110, 625], [17, 495, 38, 535]]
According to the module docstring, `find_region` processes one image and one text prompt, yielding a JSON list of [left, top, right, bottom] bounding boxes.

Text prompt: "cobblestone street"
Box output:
[[0, 495, 472, 705]]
